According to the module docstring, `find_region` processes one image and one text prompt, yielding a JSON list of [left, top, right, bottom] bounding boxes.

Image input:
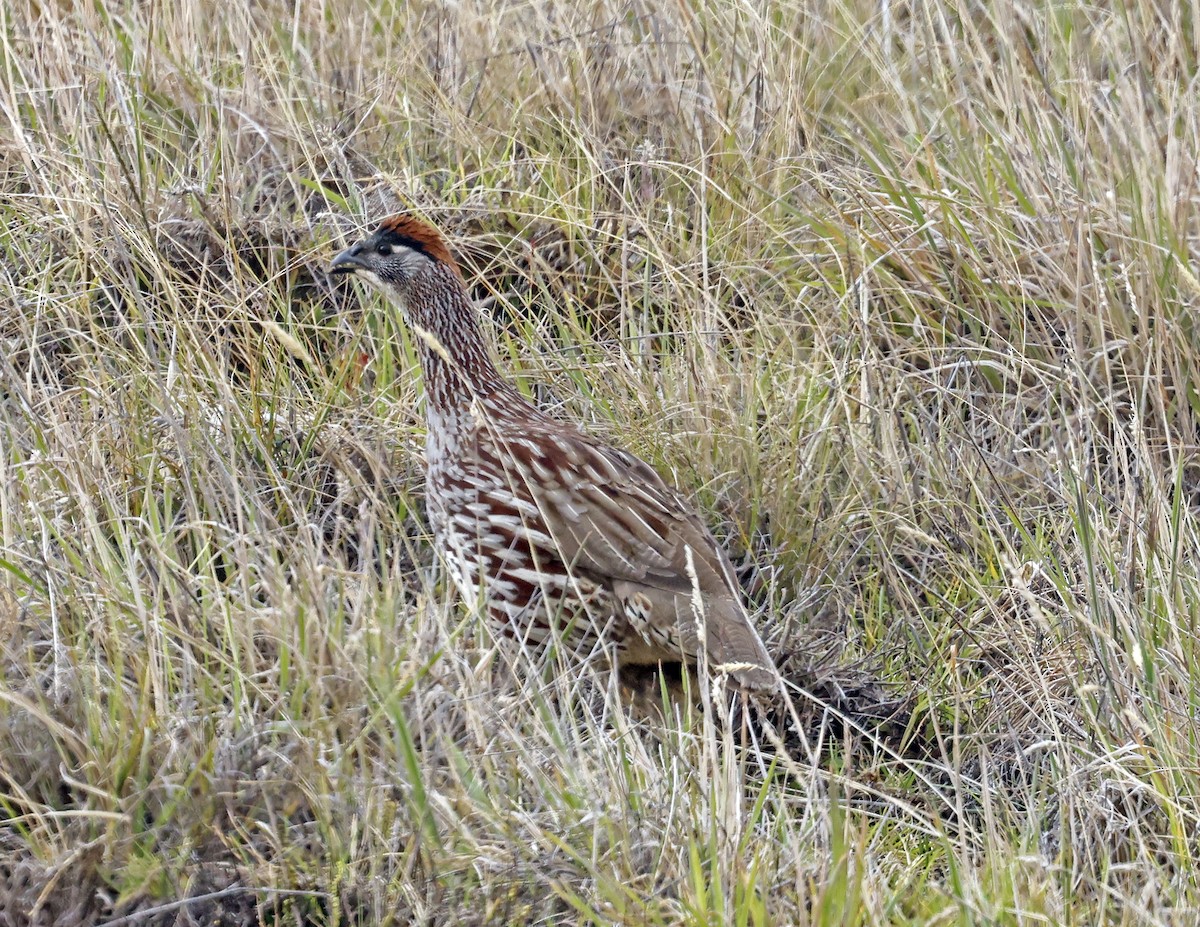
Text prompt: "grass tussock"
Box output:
[[1, 0, 1199, 923]]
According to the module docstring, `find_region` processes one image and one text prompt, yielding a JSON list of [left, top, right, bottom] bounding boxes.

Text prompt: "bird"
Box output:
[[329, 214, 779, 693]]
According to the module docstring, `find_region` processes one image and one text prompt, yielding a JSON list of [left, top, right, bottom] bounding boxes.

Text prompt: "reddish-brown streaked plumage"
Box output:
[[330, 214, 780, 692]]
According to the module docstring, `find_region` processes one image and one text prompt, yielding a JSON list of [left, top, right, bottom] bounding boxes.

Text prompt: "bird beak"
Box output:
[[329, 246, 368, 275]]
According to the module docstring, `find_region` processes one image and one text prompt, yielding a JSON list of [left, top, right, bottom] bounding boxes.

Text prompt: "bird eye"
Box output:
[[376, 243, 392, 256]]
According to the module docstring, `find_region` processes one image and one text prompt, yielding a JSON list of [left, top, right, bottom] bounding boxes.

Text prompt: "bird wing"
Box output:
[[482, 421, 777, 689], [490, 422, 723, 589]]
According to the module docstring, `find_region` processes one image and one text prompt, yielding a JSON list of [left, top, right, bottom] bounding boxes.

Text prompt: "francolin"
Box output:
[[330, 215, 779, 693]]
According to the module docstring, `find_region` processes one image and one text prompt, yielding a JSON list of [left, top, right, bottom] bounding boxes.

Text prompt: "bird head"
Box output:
[[329, 214, 459, 304]]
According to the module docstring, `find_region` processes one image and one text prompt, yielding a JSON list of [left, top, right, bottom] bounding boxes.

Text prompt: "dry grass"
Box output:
[[1, 0, 1199, 923]]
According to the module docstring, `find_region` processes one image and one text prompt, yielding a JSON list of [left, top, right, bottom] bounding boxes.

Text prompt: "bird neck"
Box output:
[[406, 267, 518, 418], [418, 337, 513, 417]]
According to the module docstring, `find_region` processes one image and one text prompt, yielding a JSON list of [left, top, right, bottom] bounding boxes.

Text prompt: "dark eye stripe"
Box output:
[[376, 232, 431, 258]]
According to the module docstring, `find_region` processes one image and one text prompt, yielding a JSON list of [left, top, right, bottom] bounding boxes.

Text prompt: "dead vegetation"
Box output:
[[1, 0, 1199, 924]]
